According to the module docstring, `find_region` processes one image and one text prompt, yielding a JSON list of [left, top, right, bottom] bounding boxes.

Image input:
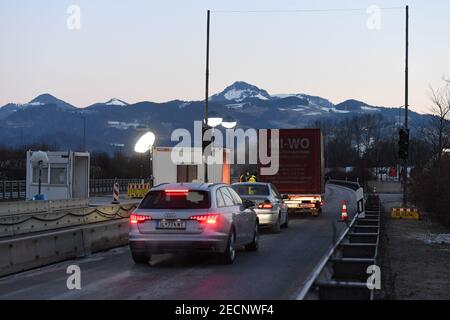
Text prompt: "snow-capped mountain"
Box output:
[[0, 81, 433, 152], [210, 83, 386, 118], [210, 81, 271, 102], [86, 98, 129, 109], [28, 93, 76, 110], [0, 93, 76, 119], [105, 98, 128, 106]]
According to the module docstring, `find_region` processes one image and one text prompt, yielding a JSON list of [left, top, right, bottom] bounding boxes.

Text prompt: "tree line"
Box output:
[[0, 144, 151, 181]]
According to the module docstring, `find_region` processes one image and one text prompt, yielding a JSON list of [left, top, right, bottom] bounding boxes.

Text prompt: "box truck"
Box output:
[[258, 129, 324, 215], [152, 147, 231, 186]]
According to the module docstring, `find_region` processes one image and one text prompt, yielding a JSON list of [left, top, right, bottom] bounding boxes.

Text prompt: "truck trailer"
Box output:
[[152, 147, 231, 186], [258, 129, 325, 215]]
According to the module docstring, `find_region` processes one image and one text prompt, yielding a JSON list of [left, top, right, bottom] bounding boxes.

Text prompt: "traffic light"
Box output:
[[398, 128, 409, 160]]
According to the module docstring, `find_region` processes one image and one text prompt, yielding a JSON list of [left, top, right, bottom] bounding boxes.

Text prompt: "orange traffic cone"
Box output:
[[340, 200, 348, 221]]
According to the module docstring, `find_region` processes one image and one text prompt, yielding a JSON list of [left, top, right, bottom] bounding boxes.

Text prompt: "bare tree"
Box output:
[[427, 82, 450, 165]]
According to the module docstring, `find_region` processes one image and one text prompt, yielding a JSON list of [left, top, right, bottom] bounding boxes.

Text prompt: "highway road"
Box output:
[[0, 184, 358, 300]]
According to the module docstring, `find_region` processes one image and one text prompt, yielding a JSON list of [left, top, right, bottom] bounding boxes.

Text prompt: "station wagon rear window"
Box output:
[[139, 190, 211, 209]]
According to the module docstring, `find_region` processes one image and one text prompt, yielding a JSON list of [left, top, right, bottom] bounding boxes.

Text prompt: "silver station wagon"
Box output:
[[129, 183, 259, 265]]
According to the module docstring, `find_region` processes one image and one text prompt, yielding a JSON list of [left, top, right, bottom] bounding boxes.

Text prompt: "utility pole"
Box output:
[[82, 115, 86, 152], [149, 146, 154, 187], [203, 9, 210, 182], [403, 5, 409, 206]]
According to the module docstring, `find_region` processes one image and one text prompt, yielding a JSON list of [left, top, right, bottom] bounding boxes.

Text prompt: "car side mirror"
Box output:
[[282, 194, 289, 200], [243, 199, 255, 209]]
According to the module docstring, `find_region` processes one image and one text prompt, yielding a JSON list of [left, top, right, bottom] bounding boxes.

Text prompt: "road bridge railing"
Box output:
[[298, 190, 381, 300], [0, 180, 26, 201], [89, 178, 145, 195], [0, 178, 146, 201]]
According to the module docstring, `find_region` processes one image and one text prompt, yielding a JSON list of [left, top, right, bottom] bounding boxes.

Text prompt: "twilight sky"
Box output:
[[0, 0, 449, 114]]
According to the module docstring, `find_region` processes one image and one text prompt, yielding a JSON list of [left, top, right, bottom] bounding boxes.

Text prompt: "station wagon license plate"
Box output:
[[157, 220, 186, 229]]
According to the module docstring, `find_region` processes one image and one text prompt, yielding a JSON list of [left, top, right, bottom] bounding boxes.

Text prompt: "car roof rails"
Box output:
[[207, 183, 227, 188], [152, 182, 170, 188]]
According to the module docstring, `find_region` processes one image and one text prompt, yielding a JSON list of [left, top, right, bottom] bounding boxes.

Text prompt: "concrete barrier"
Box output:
[[327, 180, 360, 191], [328, 180, 365, 218], [0, 228, 85, 276], [0, 199, 89, 216], [0, 198, 139, 277], [82, 219, 130, 254], [0, 219, 130, 277], [0, 203, 136, 238]]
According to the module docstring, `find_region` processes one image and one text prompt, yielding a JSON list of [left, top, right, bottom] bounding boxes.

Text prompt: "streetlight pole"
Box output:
[[149, 146, 154, 187], [403, 5, 409, 207], [82, 115, 86, 151], [203, 9, 211, 182]]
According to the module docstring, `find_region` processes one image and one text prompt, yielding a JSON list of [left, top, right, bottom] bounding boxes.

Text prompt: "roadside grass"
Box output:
[[378, 196, 450, 300]]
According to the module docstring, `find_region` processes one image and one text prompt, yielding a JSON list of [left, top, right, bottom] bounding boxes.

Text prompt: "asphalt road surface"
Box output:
[[0, 184, 358, 300]]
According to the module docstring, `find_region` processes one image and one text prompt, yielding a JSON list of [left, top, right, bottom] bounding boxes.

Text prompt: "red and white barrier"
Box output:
[[112, 182, 120, 204]]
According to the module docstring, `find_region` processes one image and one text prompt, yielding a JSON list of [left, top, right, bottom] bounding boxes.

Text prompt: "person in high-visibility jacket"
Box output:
[[240, 171, 251, 182]]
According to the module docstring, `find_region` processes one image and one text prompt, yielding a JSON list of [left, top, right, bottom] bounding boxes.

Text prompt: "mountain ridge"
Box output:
[[1, 81, 402, 111], [0, 81, 433, 153]]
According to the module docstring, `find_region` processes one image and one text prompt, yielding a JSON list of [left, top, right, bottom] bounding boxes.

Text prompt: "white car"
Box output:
[[231, 182, 289, 233]]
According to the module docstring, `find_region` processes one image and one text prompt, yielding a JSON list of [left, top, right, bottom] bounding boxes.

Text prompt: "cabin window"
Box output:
[[32, 166, 49, 184]]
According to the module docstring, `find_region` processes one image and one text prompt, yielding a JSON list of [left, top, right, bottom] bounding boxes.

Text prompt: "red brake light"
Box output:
[[130, 214, 151, 224], [190, 214, 219, 224], [258, 202, 273, 209], [165, 189, 189, 196]]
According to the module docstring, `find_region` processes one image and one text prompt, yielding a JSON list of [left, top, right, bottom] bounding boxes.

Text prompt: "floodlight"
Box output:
[[30, 151, 49, 166], [134, 131, 156, 153], [221, 116, 237, 129], [204, 111, 223, 128]]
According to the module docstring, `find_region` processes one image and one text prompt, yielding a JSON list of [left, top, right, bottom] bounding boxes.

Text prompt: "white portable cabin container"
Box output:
[[152, 147, 231, 186], [26, 151, 90, 200]]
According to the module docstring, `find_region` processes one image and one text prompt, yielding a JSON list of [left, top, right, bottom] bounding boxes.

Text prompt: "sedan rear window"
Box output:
[[232, 184, 270, 196], [139, 190, 211, 209]]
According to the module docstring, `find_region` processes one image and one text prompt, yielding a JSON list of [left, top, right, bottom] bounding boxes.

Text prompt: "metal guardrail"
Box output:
[[89, 178, 144, 194], [0, 178, 145, 200], [298, 194, 381, 300], [0, 180, 26, 201]]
